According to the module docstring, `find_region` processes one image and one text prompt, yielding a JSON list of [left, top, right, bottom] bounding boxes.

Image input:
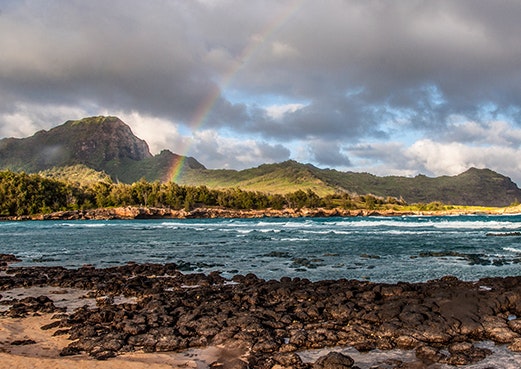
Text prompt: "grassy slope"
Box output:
[[25, 164, 521, 211], [178, 161, 521, 207], [39, 164, 112, 185], [178, 161, 337, 196]]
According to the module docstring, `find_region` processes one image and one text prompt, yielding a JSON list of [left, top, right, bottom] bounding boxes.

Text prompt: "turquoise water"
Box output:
[[1, 215, 521, 283]]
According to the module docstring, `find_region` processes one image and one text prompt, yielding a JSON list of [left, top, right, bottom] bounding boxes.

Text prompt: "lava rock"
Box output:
[[313, 351, 355, 368], [3, 258, 521, 367]]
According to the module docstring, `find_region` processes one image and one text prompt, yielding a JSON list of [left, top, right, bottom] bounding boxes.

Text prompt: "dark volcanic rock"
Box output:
[[0, 254, 21, 262], [41, 320, 62, 330], [3, 259, 521, 367], [313, 351, 355, 368], [3, 295, 63, 317], [415, 345, 447, 364], [0, 253, 21, 267]]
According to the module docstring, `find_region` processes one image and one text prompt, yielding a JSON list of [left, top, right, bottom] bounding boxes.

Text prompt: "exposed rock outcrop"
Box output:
[[3, 254, 521, 367], [0, 116, 205, 183], [2, 205, 512, 222]]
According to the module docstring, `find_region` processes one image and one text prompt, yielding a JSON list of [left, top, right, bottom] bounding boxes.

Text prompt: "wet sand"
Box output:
[[0, 287, 241, 369], [0, 315, 250, 369]]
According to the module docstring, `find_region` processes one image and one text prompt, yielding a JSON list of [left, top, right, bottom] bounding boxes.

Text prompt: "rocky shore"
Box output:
[[2, 204, 520, 221], [0, 206, 410, 221], [2, 254, 521, 368]]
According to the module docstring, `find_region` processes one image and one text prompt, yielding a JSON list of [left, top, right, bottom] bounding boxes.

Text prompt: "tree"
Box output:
[[131, 178, 153, 207], [163, 182, 186, 209], [109, 183, 133, 206]]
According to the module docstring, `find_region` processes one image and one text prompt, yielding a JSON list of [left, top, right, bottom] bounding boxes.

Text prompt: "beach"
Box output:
[[0, 313, 225, 369], [0, 311, 244, 369], [3, 254, 521, 368], [0, 258, 251, 369]]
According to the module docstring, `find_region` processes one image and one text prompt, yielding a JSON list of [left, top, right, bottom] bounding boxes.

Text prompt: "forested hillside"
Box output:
[[0, 170, 407, 217], [2, 116, 521, 207], [180, 161, 521, 207]]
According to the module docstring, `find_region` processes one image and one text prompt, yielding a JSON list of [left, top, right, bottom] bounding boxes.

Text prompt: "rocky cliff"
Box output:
[[0, 116, 204, 183]]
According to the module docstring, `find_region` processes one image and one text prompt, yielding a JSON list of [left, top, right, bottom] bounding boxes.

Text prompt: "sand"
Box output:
[[0, 313, 246, 369], [0, 286, 247, 369]]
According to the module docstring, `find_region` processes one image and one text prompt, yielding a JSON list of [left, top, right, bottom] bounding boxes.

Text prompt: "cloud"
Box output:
[[440, 120, 521, 147], [345, 134, 521, 185], [0, 102, 90, 138], [270, 41, 299, 60], [0, 1, 221, 123], [308, 140, 352, 167], [2, 1, 521, 184], [188, 130, 290, 169], [265, 103, 305, 120], [104, 111, 187, 155], [406, 139, 521, 182]]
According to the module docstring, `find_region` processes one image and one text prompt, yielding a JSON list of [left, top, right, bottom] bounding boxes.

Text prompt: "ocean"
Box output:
[[2, 214, 521, 283], [4, 214, 521, 368]]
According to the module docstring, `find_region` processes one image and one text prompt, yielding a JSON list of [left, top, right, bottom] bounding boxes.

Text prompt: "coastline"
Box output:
[[3, 255, 521, 368], [2, 204, 521, 221]]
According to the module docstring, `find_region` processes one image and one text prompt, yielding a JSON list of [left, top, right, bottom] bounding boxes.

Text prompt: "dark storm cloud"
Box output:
[[188, 130, 291, 170], [0, 1, 227, 123], [308, 140, 352, 167], [3, 0, 521, 134], [243, 97, 374, 141], [2, 0, 521, 181]]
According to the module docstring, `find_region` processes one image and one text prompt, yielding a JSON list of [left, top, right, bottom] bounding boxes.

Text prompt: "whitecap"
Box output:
[[60, 222, 108, 228], [503, 247, 521, 254], [302, 230, 333, 234]]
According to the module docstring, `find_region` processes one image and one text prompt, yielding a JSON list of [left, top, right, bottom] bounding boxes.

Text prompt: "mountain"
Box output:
[[179, 161, 521, 207], [178, 160, 333, 195], [0, 116, 204, 183], [1, 116, 520, 206]]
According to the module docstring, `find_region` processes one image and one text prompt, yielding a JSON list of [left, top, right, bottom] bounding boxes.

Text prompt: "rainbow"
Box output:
[[169, 0, 305, 183]]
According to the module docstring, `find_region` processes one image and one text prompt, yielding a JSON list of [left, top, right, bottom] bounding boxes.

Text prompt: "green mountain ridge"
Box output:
[[1, 116, 520, 207], [178, 160, 332, 196], [0, 116, 204, 183], [179, 161, 521, 207]]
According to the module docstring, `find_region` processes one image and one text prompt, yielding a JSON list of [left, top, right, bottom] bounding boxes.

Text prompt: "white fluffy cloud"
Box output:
[[105, 111, 187, 155], [188, 129, 290, 169], [265, 103, 305, 120], [345, 122, 521, 184], [406, 139, 521, 181], [0, 102, 91, 138]]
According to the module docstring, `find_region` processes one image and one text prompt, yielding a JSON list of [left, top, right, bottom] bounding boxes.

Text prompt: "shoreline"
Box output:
[[3, 254, 521, 368], [2, 204, 521, 221]]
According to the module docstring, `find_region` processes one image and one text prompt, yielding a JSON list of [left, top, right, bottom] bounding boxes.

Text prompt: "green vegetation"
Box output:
[[0, 116, 205, 184], [0, 170, 413, 217], [0, 171, 79, 216], [39, 165, 112, 185], [179, 161, 336, 196], [2, 116, 520, 207], [180, 162, 521, 207]]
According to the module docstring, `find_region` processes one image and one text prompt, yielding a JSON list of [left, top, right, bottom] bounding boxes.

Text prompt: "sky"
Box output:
[[2, 1, 521, 185]]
